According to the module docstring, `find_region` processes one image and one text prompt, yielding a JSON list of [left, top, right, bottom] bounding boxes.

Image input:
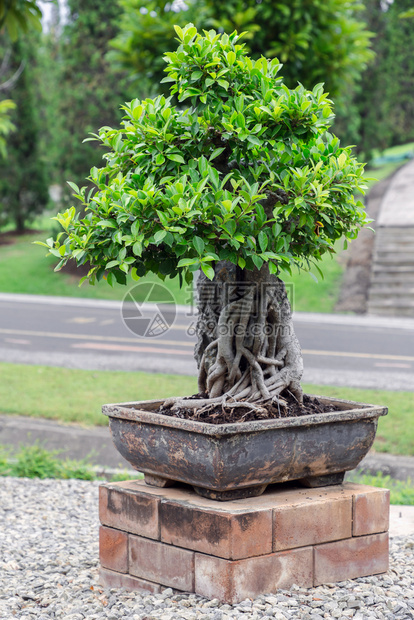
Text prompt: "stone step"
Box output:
[[374, 256, 414, 273], [373, 252, 414, 269], [367, 305, 414, 317], [368, 223, 414, 316], [369, 292, 414, 304], [370, 275, 414, 286], [375, 244, 414, 256], [369, 283, 414, 293], [367, 299, 414, 311], [372, 264, 414, 274], [376, 227, 414, 234], [373, 237, 414, 244]]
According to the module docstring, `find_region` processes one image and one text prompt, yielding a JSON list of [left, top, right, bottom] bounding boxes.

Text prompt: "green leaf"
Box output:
[[252, 255, 264, 270], [131, 220, 140, 236], [67, 181, 80, 194], [174, 25, 184, 40], [209, 167, 220, 189], [154, 230, 167, 243], [247, 135, 262, 146], [223, 220, 237, 236], [106, 260, 119, 269], [132, 241, 143, 256], [209, 147, 226, 161], [193, 236, 205, 255], [131, 268, 141, 282], [201, 263, 215, 280], [98, 220, 117, 229], [177, 257, 199, 267], [167, 154, 186, 164], [227, 51, 236, 66], [258, 230, 268, 252]]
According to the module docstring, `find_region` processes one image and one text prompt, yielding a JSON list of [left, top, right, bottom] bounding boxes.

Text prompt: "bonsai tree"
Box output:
[[41, 25, 369, 416]]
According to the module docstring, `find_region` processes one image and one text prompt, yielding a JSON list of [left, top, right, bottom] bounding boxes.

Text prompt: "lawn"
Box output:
[[363, 140, 414, 191], [0, 362, 412, 457], [2, 141, 414, 312], [0, 229, 345, 313], [0, 231, 192, 305]]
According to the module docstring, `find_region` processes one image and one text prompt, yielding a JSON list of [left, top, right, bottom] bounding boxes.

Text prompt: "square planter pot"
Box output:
[[103, 395, 387, 500]]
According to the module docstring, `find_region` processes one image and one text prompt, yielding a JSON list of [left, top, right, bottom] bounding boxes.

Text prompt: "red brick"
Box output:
[[99, 482, 159, 539], [99, 567, 161, 593], [161, 500, 272, 559], [129, 534, 194, 591], [273, 496, 352, 551], [314, 532, 389, 586], [99, 526, 128, 573], [352, 486, 390, 536], [195, 547, 313, 604]]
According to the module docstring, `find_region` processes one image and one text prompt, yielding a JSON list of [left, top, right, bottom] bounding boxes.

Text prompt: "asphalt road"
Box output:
[[1, 292, 414, 390]]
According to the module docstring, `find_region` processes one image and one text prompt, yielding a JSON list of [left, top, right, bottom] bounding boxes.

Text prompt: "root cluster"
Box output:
[[165, 266, 304, 415]]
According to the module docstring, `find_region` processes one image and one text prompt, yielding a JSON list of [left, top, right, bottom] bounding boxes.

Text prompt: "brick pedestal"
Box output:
[[99, 480, 389, 604]]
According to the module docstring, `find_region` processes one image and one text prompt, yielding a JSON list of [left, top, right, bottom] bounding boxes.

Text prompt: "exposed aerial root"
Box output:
[[172, 262, 305, 416]]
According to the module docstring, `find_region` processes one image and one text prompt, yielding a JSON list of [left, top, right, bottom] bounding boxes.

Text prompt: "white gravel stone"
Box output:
[[1, 477, 414, 620]]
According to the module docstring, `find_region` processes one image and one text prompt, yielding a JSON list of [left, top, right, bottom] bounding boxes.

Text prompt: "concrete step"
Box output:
[[376, 226, 414, 234], [368, 223, 414, 316], [372, 264, 414, 274], [367, 295, 414, 305], [374, 238, 414, 247], [372, 258, 414, 268], [373, 248, 414, 256], [370, 276, 414, 286], [369, 283, 414, 293], [369, 293, 414, 304], [367, 305, 414, 317]]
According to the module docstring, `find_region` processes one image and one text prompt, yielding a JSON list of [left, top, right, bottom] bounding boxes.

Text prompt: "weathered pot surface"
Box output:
[[103, 396, 388, 500]]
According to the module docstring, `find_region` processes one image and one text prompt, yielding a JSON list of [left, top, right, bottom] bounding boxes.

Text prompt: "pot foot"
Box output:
[[299, 472, 345, 488], [192, 484, 268, 501], [144, 473, 175, 488]]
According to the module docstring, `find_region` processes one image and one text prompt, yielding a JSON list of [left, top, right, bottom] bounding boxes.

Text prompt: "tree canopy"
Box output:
[[45, 25, 369, 287], [110, 0, 374, 103]]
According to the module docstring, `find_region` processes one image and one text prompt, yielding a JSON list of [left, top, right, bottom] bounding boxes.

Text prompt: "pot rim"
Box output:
[[102, 394, 388, 437]]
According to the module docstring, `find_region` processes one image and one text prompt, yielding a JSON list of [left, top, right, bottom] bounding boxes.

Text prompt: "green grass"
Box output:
[[0, 362, 198, 426], [0, 362, 412, 456], [1, 443, 412, 504], [0, 229, 344, 313], [0, 231, 192, 305], [3, 140, 414, 313], [346, 471, 414, 506], [363, 141, 414, 191], [304, 384, 414, 457], [0, 442, 138, 481]]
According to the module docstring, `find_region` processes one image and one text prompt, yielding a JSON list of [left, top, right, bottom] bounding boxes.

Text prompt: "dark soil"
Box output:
[[156, 392, 341, 425]]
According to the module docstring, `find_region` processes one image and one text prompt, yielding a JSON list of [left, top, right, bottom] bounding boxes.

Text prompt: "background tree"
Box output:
[[338, 0, 414, 159], [109, 0, 374, 110], [0, 0, 45, 158], [49, 0, 134, 206], [0, 36, 49, 232], [44, 26, 369, 413]]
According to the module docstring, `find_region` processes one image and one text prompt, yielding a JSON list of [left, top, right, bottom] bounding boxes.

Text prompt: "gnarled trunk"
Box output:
[[166, 261, 304, 415]]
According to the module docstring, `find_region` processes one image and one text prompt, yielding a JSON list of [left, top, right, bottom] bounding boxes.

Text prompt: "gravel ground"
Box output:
[[1, 478, 413, 620]]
